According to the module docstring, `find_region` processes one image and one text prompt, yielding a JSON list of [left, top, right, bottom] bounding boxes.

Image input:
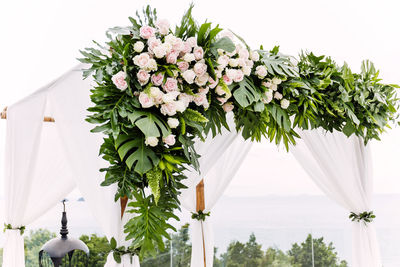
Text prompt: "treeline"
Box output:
[[0, 226, 347, 267]]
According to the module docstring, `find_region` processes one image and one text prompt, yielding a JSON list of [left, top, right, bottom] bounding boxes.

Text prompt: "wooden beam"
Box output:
[[120, 196, 128, 219], [196, 179, 206, 267], [0, 107, 55, 122]]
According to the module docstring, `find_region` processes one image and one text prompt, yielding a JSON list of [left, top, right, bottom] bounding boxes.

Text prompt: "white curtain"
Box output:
[[181, 129, 253, 267], [291, 128, 381, 267], [2, 65, 139, 266], [2, 79, 77, 266]]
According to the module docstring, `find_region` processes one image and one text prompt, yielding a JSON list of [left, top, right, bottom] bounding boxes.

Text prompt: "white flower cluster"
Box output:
[[261, 77, 290, 109]]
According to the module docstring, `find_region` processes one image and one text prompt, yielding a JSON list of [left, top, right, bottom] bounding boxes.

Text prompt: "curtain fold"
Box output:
[[290, 128, 381, 267], [181, 128, 252, 267]]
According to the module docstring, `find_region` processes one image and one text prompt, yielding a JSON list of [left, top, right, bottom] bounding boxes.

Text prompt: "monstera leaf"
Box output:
[[128, 110, 170, 137], [260, 51, 298, 77], [230, 77, 261, 108], [116, 135, 159, 175]]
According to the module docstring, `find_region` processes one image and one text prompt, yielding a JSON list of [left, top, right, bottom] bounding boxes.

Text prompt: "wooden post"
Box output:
[[196, 179, 206, 267], [1, 107, 55, 122], [120, 196, 128, 219]]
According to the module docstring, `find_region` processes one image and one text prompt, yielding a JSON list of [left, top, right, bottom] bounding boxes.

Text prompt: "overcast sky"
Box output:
[[0, 0, 400, 197]]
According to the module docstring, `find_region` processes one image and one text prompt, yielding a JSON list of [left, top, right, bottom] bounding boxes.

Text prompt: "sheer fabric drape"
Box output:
[[291, 129, 381, 267], [181, 123, 252, 267]]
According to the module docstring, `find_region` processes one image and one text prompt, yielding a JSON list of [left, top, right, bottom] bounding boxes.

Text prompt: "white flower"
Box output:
[[193, 62, 207, 76], [270, 84, 278, 91], [274, 92, 283, 100], [139, 92, 154, 108], [164, 34, 176, 44], [182, 70, 196, 84], [229, 58, 238, 67], [255, 65, 268, 79], [163, 134, 176, 146], [133, 53, 150, 68], [175, 100, 186, 112], [153, 46, 167, 58], [145, 59, 158, 71], [183, 53, 195, 62], [162, 91, 180, 103], [133, 41, 144, 53], [145, 136, 158, 147], [222, 102, 234, 112], [155, 19, 170, 35], [250, 51, 260, 61], [238, 48, 250, 59], [263, 90, 273, 103], [272, 77, 282, 85], [186, 37, 197, 47], [280, 99, 290, 109], [226, 69, 237, 80], [162, 42, 173, 53], [242, 66, 252, 76], [167, 118, 179, 128], [195, 73, 209, 86], [215, 85, 226, 96], [217, 55, 229, 68], [111, 71, 128, 91]]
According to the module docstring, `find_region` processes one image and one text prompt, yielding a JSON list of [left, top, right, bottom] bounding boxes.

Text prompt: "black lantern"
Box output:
[[39, 200, 89, 267]]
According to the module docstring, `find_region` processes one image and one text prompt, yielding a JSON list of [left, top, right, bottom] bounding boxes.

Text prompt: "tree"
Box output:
[[221, 233, 264, 267], [262, 247, 298, 267], [79, 234, 111, 266], [24, 229, 56, 266], [288, 234, 348, 267]]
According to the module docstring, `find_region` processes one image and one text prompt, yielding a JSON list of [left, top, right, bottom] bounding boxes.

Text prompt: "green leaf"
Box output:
[[230, 77, 261, 107], [210, 37, 235, 54], [113, 252, 121, 263], [128, 110, 170, 137], [110, 237, 117, 249], [146, 167, 162, 204], [343, 121, 356, 137], [183, 108, 209, 123], [116, 135, 159, 175], [254, 101, 265, 112]]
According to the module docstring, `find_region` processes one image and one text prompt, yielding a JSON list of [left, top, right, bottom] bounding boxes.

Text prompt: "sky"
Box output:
[[0, 0, 400, 198]]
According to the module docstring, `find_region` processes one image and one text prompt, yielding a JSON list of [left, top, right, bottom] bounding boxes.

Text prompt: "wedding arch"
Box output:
[[2, 5, 398, 267]]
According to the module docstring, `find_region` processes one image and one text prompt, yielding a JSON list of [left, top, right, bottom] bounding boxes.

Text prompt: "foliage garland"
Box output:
[[79, 5, 399, 258]]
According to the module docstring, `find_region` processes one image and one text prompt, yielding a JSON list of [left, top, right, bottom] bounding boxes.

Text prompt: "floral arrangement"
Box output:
[[79, 5, 399, 258]]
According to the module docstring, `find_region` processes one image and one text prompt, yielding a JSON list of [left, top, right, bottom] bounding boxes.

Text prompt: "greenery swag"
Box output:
[[191, 210, 211, 221], [79, 5, 399, 258], [3, 223, 25, 235], [349, 211, 376, 225]]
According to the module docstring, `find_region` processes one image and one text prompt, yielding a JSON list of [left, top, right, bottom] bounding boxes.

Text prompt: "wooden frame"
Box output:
[[1, 107, 55, 122]]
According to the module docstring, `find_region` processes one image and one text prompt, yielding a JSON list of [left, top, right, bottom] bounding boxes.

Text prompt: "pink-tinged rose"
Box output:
[[160, 102, 177, 116], [262, 81, 272, 88], [193, 62, 207, 76], [274, 92, 283, 100], [145, 136, 158, 147], [220, 30, 234, 40], [217, 97, 228, 104], [208, 77, 218, 89], [139, 92, 154, 108], [255, 65, 268, 79], [137, 70, 150, 85], [226, 69, 236, 80], [193, 47, 204, 60], [198, 87, 209, 94], [145, 59, 158, 72], [149, 87, 164, 104], [153, 46, 167, 58], [270, 84, 278, 91], [163, 134, 176, 146], [222, 102, 234, 112], [147, 37, 162, 52], [111, 71, 128, 90], [217, 55, 230, 68], [182, 42, 192, 54], [162, 78, 178, 92], [233, 70, 244, 83], [237, 58, 246, 68], [215, 85, 226, 96], [246, 59, 254, 68], [194, 93, 207, 106], [133, 53, 150, 68], [172, 39, 184, 52], [151, 73, 164, 86], [222, 74, 232, 85], [186, 37, 197, 47], [182, 69, 196, 84], [139, 25, 155, 39], [242, 66, 252, 76], [177, 61, 189, 72], [166, 51, 179, 64], [155, 19, 170, 35]]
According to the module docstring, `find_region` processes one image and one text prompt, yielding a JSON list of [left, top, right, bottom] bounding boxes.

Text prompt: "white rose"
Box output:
[[242, 66, 252, 76], [270, 84, 278, 91], [133, 41, 145, 53], [167, 118, 180, 128], [264, 90, 273, 103], [255, 65, 268, 79], [229, 58, 238, 67], [162, 91, 180, 103], [162, 42, 173, 53], [145, 59, 158, 71], [163, 134, 176, 146], [195, 73, 209, 86], [186, 37, 197, 47], [175, 100, 186, 112], [215, 85, 226, 96], [145, 136, 158, 147], [250, 51, 260, 61], [274, 92, 283, 100], [280, 99, 290, 109], [164, 34, 176, 44], [155, 19, 170, 35], [272, 77, 282, 85], [183, 53, 195, 62], [217, 55, 229, 68], [182, 69, 196, 84], [153, 46, 167, 58]]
